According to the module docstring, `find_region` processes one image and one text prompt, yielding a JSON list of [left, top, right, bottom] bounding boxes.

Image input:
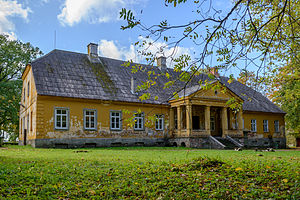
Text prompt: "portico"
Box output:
[[168, 82, 244, 140]]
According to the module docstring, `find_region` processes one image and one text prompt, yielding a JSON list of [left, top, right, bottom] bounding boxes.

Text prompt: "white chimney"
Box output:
[[157, 56, 167, 70], [131, 77, 136, 94], [87, 43, 99, 63]]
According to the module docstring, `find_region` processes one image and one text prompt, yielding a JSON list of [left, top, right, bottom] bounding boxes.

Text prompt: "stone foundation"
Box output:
[[23, 138, 166, 148], [19, 136, 286, 149], [242, 137, 286, 149]]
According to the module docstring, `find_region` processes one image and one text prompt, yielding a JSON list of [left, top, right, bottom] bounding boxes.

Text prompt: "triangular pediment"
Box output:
[[187, 81, 242, 103], [191, 86, 236, 101]]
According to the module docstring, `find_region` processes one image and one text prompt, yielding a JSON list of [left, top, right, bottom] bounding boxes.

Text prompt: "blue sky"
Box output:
[[1, 0, 241, 75]]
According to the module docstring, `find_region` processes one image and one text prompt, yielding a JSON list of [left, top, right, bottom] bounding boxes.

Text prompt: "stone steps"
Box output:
[[214, 137, 239, 149]]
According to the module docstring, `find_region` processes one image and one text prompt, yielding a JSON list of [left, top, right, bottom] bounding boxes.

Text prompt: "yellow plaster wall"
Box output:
[[36, 96, 169, 139], [19, 66, 38, 142], [243, 111, 285, 138]]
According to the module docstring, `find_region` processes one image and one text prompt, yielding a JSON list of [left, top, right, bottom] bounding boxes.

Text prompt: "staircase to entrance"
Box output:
[[213, 136, 242, 149]]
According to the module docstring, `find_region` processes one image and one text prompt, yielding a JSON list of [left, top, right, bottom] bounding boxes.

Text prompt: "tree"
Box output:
[[0, 34, 42, 140], [0, 80, 22, 141], [119, 0, 299, 130], [271, 62, 300, 136], [0, 34, 42, 82]]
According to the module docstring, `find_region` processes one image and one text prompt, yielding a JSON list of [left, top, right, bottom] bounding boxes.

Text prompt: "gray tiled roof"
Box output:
[[31, 49, 285, 114]]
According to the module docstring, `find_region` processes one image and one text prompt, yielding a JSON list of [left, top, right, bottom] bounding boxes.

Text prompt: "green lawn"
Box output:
[[0, 145, 299, 199]]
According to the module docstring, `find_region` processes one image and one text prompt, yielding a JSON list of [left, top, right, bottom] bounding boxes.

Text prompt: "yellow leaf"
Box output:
[[282, 179, 288, 183], [235, 167, 243, 171]]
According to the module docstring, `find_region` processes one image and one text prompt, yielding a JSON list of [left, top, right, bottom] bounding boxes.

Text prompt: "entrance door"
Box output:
[[297, 138, 300, 147], [210, 108, 222, 137], [192, 116, 200, 130], [23, 129, 27, 145]]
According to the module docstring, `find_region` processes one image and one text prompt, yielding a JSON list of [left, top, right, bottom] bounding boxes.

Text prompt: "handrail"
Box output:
[[226, 135, 243, 147], [209, 136, 225, 148]]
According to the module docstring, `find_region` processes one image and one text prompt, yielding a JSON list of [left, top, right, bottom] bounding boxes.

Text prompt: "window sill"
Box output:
[[110, 129, 122, 131], [84, 129, 97, 131], [55, 128, 69, 131]]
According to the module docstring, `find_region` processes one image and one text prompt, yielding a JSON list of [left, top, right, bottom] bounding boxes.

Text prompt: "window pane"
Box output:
[[62, 110, 66, 114], [62, 121, 66, 127], [57, 110, 61, 114]]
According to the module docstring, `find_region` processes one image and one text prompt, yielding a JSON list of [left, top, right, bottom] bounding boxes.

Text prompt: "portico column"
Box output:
[[170, 108, 175, 132], [205, 106, 211, 135], [221, 107, 228, 137], [186, 104, 192, 136], [177, 106, 181, 135], [237, 110, 243, 133]]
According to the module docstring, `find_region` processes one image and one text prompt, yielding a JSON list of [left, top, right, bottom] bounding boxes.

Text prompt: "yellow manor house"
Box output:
[[19, 43, 286, 149]]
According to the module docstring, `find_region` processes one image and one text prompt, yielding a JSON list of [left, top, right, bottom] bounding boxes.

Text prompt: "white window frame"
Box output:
[[274, 120, 280, 133], [210, 117, 215, 131], [134, 112, 144, 131], [54, 107, 69, 130], [84, 109, 97, 130], [155, 114, 164, 131], [110, 111, 122, 131], [263, 120, 269, 132], [251, 119, 257, 132]]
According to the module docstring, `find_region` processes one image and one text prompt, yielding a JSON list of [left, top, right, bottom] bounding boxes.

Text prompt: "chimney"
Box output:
[[131, 77, 136, 94], [87, 43, 99, 63], [157, 56, 167, 70], [210, 67, 220, 78]]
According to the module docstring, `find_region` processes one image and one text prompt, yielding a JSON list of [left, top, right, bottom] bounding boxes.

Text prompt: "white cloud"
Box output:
[[98, 37, 193, 67], [58, 0, 139, 26], [98, 39, 139, 62], [98, 40, 122, 60], [0, 0, 31, 39]]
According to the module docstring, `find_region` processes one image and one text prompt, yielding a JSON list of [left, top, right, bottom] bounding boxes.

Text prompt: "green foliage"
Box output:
[[271, 64, 300, 135], [0, 146, 299, 199], [119, 1, 300, 116], [0, 80, 22, 140], [0, 34, 42, 82], [0, 34, 42, 140]]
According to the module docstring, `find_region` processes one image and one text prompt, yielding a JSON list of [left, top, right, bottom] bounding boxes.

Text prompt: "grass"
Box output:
[[0, 145, 299, 199]]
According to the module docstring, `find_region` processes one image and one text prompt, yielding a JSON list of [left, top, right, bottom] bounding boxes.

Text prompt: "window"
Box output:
[[110, 111, 121, 130], [23, 87, 26, 102], [27, 114, 29, 131], [155, 114, 164, 130], [22, 117, 25, 132], [274, 120, 279, 133], [84, 109, 97, 130], [174, 112, 178, 129], [55, 108, 69, 130], [30, 111, 33, 132], [134, 112, 144, 130], [263, 120, 269, 132], [251, 119, 257, 132], [27, 81, 30, 97], [210, 117, 215, 131]]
